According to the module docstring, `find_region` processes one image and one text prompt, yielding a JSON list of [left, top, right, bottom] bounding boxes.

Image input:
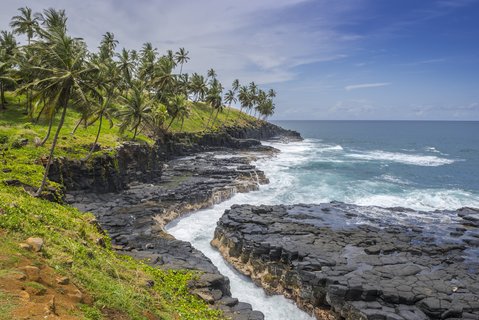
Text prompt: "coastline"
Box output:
[[59, 122, 301, 319]]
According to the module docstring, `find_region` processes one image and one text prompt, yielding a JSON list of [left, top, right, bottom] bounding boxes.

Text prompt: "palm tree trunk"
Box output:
[[40, 113, 55, 146], [84, 112, 103, 161], [133, 124, 138, 140], [180, 117, 185, 133], [71, 118, 83, 135], [205, 108, 215, 130], [35, 103, 47, 123], [35, 101, 68, 196], [166, 114, 177, 131], [0, 82, 5, 110], [211, 109, 220, 129]]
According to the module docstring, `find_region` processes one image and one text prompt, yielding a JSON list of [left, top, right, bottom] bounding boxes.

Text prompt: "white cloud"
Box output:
[[0, 0, 362, 87], [345, 82, 391, 91]]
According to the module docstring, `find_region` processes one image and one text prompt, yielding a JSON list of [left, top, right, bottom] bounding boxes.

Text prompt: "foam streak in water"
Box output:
[[346, 150, 455, 166]]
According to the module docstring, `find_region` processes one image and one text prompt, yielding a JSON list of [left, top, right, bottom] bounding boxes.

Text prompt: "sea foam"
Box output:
[[345, 150, 455, 166]]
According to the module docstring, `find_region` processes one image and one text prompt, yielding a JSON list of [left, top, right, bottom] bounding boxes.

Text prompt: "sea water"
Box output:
[[167, 120, 479, 319]]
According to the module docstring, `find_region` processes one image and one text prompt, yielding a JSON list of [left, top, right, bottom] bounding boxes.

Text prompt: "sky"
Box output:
[[1, 0, 479, 120]]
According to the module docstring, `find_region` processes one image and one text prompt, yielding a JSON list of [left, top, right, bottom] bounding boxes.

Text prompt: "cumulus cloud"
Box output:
[[0, 0, 361, 86]]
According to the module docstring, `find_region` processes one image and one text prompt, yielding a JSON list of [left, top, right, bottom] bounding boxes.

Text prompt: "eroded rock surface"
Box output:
[[212, 203, 479, 319], [67, 150, 273, 320]]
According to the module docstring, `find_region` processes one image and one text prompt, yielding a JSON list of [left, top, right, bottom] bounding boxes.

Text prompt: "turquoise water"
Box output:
[[168, 121, 479, 319], [272, 120, 479, 210]]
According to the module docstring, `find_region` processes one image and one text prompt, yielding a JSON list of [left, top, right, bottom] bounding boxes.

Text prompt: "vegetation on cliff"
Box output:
[[0, 6, 280, 319]]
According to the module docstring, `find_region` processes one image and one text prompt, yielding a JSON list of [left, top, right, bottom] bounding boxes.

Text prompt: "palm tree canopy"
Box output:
[[174, 47, 190, 66], [10, 7, 39, 42]]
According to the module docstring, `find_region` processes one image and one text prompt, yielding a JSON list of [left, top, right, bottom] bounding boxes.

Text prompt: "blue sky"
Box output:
[[1, 0, 478, 120]]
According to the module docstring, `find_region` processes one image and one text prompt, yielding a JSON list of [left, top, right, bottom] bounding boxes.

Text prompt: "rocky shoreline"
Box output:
[[53, 122, 301, 320], [212, 203, 479, 319]]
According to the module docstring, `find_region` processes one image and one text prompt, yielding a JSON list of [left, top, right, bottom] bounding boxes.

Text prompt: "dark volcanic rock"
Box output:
[[67, 150, 272, 319], [212, 203, 479, 319]]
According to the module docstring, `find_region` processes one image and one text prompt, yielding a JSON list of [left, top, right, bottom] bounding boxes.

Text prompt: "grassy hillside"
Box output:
[[0, 92, 261, 319]]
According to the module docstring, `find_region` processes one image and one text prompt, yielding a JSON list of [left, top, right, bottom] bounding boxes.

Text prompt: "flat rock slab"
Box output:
[[67, 150, 272, 320], [213, 203, 479, 319]]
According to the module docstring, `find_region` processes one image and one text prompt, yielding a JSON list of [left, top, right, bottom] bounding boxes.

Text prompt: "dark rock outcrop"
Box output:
[[66, 151, 272, 319], [212, 203, 479, 319], [49, 121, 299, 194], [49, 121, 299, 319]]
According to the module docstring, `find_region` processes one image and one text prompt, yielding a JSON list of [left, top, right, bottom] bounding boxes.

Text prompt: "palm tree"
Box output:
[[117, 48, 135, 86], [0, 60, 16, 111], [165, 94, 187, 130], [36, 8, 67, 36], [174, 47, 190, 76], [238, 85, 252, 117], [190, 73, 207, 102], [223, 89, 237, 122], [99, 32, 118, 60], [84, 59, 120, 160], [139, 42, 157, 85], [268, 88, 276, 98], [22, 22, 99, 196], [117, 84, 154, 139], [205, 86, 222, 129], [10, 7, 39, 45], [0, 31, 17, 110], [207, 68, 217, 80], [232, 79, 240, 93]]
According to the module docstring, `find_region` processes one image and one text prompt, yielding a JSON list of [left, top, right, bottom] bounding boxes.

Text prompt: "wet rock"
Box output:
[[213, 203, 479, 319]]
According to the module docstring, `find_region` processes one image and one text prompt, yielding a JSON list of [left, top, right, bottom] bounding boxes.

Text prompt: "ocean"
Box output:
[[270, 120, 479, 210], [167, 120, 479, 319]]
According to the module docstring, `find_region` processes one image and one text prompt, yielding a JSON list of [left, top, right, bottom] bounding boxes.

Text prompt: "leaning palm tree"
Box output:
[[117, 83, 154, 139], [223, 89, 237, 123], [22, 24, 99, 196], [165, 94, 187, 131], [176, 101, 191, 133], [205, 87, 222, 130], [84, 60, 120, 160]]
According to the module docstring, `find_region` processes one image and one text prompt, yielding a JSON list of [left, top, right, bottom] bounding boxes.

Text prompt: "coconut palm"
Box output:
[[117, 48, 135, 87], [10, 7, 39, 45], [232, 79, 240, 93], [117, 83, 154, 139], [223, 89, 237, 122], [190, 73, 208, 102], [0, 31, 17, 110], [99, 32, 118, 60], [207, 68, 217, 80], [22, 23, 99, 196], [0, 60, 16, 111], [267, 88, 276, 98], [174, 47, 189, 76], [205, 86, 222, 129], [84, 59, 120, 160], [165, 94, 187, 130], [238, 85, 252, 117], [35, 8, 67, 36]]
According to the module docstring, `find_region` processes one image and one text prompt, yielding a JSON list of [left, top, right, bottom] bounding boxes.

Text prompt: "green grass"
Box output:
[[0, 290, 17, 320], [0, 92, 261, 191], [0, 185, 224, 320], [167, 101, 259, 133], [0, 91, 240, 318]]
